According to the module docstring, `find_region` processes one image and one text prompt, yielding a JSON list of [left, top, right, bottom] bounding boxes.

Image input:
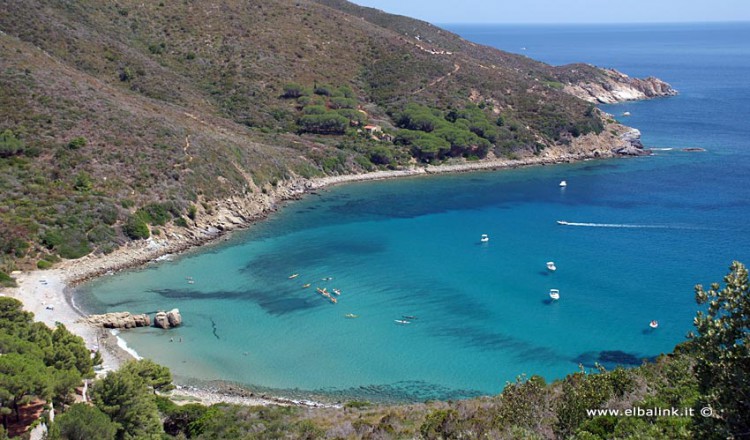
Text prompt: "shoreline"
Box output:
[[3, 147, 621, 407]]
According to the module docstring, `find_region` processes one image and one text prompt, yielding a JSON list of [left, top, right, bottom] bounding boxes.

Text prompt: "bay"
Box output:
[[77, 23, 750, 402]]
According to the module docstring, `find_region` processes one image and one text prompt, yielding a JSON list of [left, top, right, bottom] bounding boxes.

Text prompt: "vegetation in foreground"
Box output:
[[1, 262, 747, 439], [0, 0, 618, 274]]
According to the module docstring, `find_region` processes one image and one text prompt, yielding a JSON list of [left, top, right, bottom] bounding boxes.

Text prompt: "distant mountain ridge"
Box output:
[[0, 0, 674, 270]]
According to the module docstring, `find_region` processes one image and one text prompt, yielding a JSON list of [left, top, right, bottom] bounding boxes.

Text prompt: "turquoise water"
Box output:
[[77, 23, 750, 402]]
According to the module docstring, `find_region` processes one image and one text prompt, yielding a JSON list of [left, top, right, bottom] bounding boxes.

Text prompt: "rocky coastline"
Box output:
[[5, 115, 666, 408], [564, 67, 678, 104]]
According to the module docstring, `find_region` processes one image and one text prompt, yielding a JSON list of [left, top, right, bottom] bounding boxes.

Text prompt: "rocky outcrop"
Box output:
[[154, 308, 182, 329], [613, 128, 649, 156], [167, 308, 182, 327], [83, 312, 150, 329], [563, 67, 677, 104]]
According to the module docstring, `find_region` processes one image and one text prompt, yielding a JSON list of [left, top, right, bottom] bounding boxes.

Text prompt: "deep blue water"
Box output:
[[77, 23, 750, 402]]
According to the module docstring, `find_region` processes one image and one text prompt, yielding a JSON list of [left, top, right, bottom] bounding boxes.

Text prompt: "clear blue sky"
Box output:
[[349, 0, 750, 24]]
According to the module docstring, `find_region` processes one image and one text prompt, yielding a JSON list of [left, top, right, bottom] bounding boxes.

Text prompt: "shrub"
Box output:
[[174, 217, 188, 227], [0, 271, 16, 288], [138, 203, 171, 226], [87, 225, 115, 244], [282, 83, 306, 99], [37, 260, 53, 270], [302, 105, 328, 115], [298, 113, 349, 135], [41, 229, 64, 249], [55, 229, 92, 259], [0, 130, 26, 158], [73, 172, 93, 192], [187, 204, 197, 220], [313, 84, 332, 96], [66, 137, 87, 150], [123, 214, 150, 240], [329, 97, 357, 109]]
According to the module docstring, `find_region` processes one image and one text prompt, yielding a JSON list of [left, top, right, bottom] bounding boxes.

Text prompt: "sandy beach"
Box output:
[[1, 145, 620, 407]]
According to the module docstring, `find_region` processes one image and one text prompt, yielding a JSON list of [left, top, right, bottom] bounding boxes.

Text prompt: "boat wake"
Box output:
[[557, 221, 701, 230]]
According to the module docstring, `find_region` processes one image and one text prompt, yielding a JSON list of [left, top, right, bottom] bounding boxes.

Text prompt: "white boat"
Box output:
[[394, 319, 411, 325], [622, 111, 631, 116], [649, 320, 659, 329], [546, 261, 557, 271], [549, 289, 560, 300], [480, 234, 489, 243], [556, 220, 569, 225], [559, 180, 567, 187]]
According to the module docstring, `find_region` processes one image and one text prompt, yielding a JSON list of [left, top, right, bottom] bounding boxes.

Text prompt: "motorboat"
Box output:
[[480, 234, 489, 243], [546, 261, 557, 271], [622, 111, 631, 116], [394, 320, 411, 325], [332, 289, 341, 295], [302, 283, 311, 288], [345, 313, 359, 319], [556, 220, 569, 225], [549, 289, 560, 300], [649, 320, 659, 329], [288, 273, 299, 279], [559, 180, 567, 187]]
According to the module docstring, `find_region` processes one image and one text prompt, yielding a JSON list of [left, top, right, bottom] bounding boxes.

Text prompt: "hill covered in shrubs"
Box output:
[[0, 0, 660, 275]]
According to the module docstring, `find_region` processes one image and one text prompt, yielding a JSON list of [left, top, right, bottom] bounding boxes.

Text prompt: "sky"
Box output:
[[349, 0, 750, 24]]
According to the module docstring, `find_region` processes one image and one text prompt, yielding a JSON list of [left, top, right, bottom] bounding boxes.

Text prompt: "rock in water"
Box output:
[[83, 312, 150, 329], [153, 311, 170, 329], [166, 308, 182, 327]]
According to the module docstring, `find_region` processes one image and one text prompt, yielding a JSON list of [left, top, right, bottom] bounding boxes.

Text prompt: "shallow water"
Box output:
[[77, 23, 750, 402]]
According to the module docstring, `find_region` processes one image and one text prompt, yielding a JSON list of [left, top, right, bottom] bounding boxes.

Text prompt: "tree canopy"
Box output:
[[689, 261, 750, 439]]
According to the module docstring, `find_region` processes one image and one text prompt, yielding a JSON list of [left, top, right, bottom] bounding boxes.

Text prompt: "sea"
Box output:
[[76, 22, 750, 403]]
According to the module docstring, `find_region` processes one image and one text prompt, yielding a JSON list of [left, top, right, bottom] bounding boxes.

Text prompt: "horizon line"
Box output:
[[434, 19, 750, 26]]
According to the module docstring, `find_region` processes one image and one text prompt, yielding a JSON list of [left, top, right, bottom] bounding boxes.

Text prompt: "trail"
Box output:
[[412, 63, 461, 95]]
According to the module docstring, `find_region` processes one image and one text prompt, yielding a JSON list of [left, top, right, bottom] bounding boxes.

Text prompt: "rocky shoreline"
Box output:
[[5, 121, 655, 408]]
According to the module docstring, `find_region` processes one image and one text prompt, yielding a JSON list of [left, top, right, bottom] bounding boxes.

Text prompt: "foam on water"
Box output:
[[110, 329, 143, 360]]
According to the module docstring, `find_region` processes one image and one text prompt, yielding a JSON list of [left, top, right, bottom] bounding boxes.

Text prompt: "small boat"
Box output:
[[480, 234, 489, 243], [402, 315, 418, 320], [546, 261, 557, 271], [394, 320, 411, 325], [329, 296, 338, 304], [332, 288, 341, 295], [559, 180, 567, 187], [549, 289, 560, 300], [316, 287, 328, 295], [321, 277, 333, 281], [187, 280, 195, 284], [345, 313, 359, 319], [622, 111, 631, 116], [302, 283, 311, 288], [556, 220, 569, 226], [649, 320, 659, 329], [288, 273, 299, 279]]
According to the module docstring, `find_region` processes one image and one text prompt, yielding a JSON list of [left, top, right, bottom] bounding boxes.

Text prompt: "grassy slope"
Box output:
[[0, 0, 603, 270]]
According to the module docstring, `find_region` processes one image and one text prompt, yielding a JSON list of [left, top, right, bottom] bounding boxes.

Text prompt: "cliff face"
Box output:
[[560, 66, 678, 104]]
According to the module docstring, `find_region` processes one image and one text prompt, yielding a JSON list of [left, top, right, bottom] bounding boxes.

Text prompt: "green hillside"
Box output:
[[1, 0, 641, 272]]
